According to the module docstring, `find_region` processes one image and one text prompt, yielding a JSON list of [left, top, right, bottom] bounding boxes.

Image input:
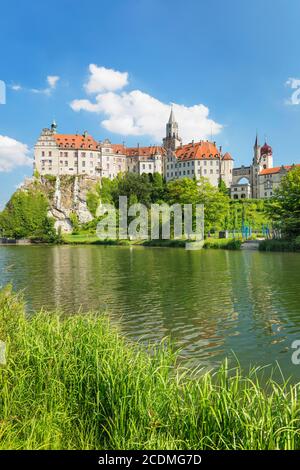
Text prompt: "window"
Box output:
[[81, 152, 86, 157], [49, 151, 52, 157], [82, 161, 86, 167], [64, 152, 68, 157], [42, 151, 45, 157], [210, 169, 213, 174]]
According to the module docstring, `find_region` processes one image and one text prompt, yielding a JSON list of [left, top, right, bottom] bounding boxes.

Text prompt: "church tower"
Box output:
[[163, 108, 182, 150]]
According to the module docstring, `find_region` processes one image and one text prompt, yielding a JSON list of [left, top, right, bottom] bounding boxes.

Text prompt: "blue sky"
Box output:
[[1, 0, 300, 205]]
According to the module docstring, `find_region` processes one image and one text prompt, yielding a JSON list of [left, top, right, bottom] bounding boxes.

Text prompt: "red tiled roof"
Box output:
[[111, 144, 126, 154], [175, 141, 221, 161], [126, 146, 166, 157], [54, 134, 99, 150], [259, 164, 300, 175], [222, 152, 234, 161]]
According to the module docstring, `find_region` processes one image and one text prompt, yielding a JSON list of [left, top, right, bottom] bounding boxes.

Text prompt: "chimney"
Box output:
[[83, 131, 88, 138]]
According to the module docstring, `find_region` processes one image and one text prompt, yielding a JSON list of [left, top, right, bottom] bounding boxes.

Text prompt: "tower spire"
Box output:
[[163, 106, 182, 150], [168, 106, 175, 124]]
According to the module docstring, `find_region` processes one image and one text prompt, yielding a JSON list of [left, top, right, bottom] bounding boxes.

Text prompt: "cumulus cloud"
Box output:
[[0, 135, 32, 172], [285, 77, 300, 105], [71, 65, 222, 142], [84, 64, 128, 94]]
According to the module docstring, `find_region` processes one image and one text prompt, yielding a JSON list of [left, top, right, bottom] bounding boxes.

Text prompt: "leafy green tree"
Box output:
[[0, 189, 56, 241], [266, 166, 300, 238], [111, 173, 153, 207], [149, 172, 166, 203], [166, 177, 230, 233], [218, 178, 229, 195]]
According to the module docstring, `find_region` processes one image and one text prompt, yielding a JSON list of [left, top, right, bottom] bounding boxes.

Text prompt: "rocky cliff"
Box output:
[[20, 175, 97, 233]]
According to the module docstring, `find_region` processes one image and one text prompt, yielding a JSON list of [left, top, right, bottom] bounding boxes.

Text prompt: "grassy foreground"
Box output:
[[1, 287, 300, 450]]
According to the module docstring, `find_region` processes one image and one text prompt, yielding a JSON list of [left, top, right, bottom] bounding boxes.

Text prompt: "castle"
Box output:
[[34, 110, 299, 199]]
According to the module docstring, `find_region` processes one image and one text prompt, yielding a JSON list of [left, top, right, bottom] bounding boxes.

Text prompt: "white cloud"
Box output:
[[10, 76, 60, 95], [285, 77, 300, 105], [0, 135, 32, 172], [47, 75, 60, 89], [10, 84, 22, 91], [84, 64, 128, 94], [71, 65, 222, 142]]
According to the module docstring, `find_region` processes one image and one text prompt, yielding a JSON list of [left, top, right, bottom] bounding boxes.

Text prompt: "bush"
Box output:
[[259, 239, 299, 252], [0, 189, 56, 242]]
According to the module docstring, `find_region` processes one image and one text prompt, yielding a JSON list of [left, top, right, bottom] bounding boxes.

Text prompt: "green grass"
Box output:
[[259, 239, 300, 252], [203, 238, 242, 250], [64, 233, 241, 250], [1, 286, 300, 450]]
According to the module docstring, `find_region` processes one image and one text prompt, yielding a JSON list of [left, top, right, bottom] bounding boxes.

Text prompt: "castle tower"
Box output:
[[260, 141, 273, 170], [163, 108, 182, 150], [253, 132, 260, 164], [51, 119, 57, 134]]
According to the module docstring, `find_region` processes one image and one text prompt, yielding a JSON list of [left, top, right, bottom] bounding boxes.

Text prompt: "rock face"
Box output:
[[23, 175, 97, 233]]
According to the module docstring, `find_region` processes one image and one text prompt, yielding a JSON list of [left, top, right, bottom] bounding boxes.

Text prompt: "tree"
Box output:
[[0, 189, 56, 241], [149, 172, 166, 203], [218, 178, 229, 195], [166, 177, 230, 234], [265, 166, 300, 238], [111, 173, 153, 207]]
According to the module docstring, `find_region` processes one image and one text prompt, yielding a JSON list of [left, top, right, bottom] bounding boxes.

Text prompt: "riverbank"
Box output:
[[1, 285, 300, 450], [62, 234, 242, 250], [259, 239, 300, 252]]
